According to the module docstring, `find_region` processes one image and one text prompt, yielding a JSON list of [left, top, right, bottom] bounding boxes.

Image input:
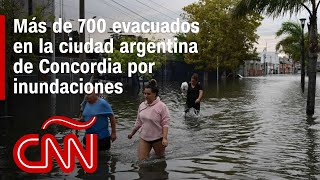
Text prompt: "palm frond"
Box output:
[[233, 0, 310, 18], [276, 21, 302, 37]]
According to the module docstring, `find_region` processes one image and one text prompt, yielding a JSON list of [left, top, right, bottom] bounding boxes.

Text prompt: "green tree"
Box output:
[[173, 33, 186, 62], [0, 0, 54, 73], [182, 0, 262, 73], [233, 0, 320, 117], [276, 21, 303, 63], [275, 21, 307, 86], [108, 36, 165, 81], [0, 0, 54, 116]]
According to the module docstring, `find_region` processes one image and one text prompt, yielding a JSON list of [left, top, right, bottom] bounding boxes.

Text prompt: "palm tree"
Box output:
[[275, 21, 306, 90], [234, 0, 319, 117]]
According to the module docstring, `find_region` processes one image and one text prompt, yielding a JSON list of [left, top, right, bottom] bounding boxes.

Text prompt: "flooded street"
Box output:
[[1, 74, 320, 179]]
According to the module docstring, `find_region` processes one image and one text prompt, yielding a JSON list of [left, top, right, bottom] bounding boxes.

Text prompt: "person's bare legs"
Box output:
[[138, 139, 152, 160], [152, 141, 166, 158]]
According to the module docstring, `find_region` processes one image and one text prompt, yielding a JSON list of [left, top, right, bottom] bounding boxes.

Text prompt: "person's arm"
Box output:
[[128, 107, 142, 139], [128, 127, 139, 139], [80, 99, 87, 114], [128, 117, 142, 138], [160, 105, 170, 146], [195, 90, 203, 103], [109, 115, 117, 142], [162, 127, 168, 147], [74, 109, 84, 122]]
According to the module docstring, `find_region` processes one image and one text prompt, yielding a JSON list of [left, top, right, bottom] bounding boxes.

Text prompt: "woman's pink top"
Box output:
[[133, 97, 170, 141]]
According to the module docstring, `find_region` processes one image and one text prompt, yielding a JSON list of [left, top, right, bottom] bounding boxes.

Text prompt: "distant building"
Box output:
[[241, 59, 263, 77], [279, 56, 294, 74], [258, 51, 280, 75], [241, 51, 296, 77], [316, 56, 320, 71], [258, 51, 296, 75]]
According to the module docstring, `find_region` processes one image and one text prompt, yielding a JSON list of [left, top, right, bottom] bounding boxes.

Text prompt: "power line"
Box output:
[[54, 1, 118, 21], [55, 2, 117, 21], [135, 0, 176, 21], [149, 0, 182, 17], [100, 0, 136, 21], [110, 0, 151, 22], [122, 0, 150, 12], [55, 1, 179, 35], [57, 0, 158, 22], [122, 0, 157, 21], [121, 0, 162, 22], [101, 0, 161, 22]]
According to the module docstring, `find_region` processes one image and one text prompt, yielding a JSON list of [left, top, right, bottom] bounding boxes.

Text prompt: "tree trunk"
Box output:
[[306, 14, 318, 116]]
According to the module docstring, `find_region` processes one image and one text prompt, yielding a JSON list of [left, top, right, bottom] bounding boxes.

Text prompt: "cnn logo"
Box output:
[[13, 116, 98, 173]]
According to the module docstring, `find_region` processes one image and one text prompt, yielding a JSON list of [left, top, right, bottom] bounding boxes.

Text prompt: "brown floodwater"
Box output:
[[1, 74, 320, 179]]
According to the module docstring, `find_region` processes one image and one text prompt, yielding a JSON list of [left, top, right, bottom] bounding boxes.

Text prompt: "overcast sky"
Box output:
[[57, 0, 318, 53]]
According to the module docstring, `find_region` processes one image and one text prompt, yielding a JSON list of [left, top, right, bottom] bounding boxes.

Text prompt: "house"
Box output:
[[258, 51, 280, 75], [242, 51, 296, 76], [241, 59, 263, 77], [279, 56, 294, 74]]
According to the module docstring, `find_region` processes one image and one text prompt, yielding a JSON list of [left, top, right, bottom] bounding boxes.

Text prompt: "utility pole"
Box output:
[[51, 0, 56, 116], [60, 0, 65, 42], [28, 0, 33, 16], [79, 0, 85, 103], [216, 56, 219, 82], [263, 47, 267, 76], [88, 16, 97, 41], [300, 18, 306, 92], [79, 0, 85, 72]]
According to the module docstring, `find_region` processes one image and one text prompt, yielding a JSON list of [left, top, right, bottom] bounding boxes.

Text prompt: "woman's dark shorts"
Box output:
[[145, 137, 163, 145], [83, 136, 111, 151]]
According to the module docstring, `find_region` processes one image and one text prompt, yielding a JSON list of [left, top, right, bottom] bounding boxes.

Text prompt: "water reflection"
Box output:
[[137, 160, 168, 180], [184, 116, 204, 131], [306, 117, 318, 179], [2, 75, 320, 179], [76, 152, 117, 180]]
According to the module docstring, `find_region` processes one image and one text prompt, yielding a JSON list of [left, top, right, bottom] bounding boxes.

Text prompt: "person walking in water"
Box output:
[[81, 89, 117, 151], [128, 79, 170, 160], [186, 73, 203, 114]]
